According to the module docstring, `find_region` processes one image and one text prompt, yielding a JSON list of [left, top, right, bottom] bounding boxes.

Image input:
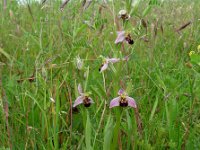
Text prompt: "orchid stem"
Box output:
[[102, 72, 106, 95]]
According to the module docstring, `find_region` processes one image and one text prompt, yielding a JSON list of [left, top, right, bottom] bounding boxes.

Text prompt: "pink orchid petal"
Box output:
[[73, 96, 84, 107], [118, 89, 125, 95], [100, 62, 108, 72], [115, 31, 125, 44], [109, 96, 120, 108], [107, 58, 120, 63], [126, 96, 137, 108]]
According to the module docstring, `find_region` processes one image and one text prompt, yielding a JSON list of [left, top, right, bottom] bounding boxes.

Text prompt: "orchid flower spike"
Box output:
[[109, 89, 137, 108], [118, 10, 130, 21], [76, 55, 84, 70], [115, 31, 134, 45], [99, 57, 120, 72], [73, 84, 94, 108]]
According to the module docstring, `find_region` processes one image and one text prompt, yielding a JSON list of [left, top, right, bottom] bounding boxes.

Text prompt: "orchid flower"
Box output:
[[109, 89, 137, 108], [118, 10, 130, 21], [99, 57, 120, 72], [115, 31, 134, 45], [73, 84, 94, 108]]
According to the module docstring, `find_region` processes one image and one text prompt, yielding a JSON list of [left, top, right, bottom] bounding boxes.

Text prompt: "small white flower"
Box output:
[[50, 97, 55, 103], [76, 56, 83, 70]]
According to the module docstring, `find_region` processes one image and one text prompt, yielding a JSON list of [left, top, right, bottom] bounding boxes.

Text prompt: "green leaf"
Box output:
[[85, 112, 92, 150], [103, 114, 114, 150], [142, 5, 152, 17], [190, 54, 200, 66], [0, 47, 11, 62], [149, 96, 158, 121]]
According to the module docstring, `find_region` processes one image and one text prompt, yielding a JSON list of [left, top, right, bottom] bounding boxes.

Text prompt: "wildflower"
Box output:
[[115, 31, 125, 44], [118, 10, 130, 21], [115, 31, 134, 45], [73, 84, 94, 108], [50, 97, 55, 103], [197, 45, 200, 53], [109, 89, 137, 108], [76, 56, 83, 70], [189, 51, 195, 57], [125, 34, 134, 45], [99, 57, 120, 72]]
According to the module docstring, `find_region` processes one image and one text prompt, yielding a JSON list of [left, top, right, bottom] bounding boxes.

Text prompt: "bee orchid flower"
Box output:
[[109, 89, 137, 108], [115, 31, 134, 45], [118, 10, 130, 21], [73, 84, 94, 108], [99, 57, 120, 72]]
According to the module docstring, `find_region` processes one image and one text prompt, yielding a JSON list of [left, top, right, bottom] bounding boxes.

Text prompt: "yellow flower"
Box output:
[[189, 51, 195, 56], [197, 45, 200, 53]]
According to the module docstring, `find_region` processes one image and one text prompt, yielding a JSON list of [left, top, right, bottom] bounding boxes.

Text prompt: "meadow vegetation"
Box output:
[[0, 0, 200, 149]]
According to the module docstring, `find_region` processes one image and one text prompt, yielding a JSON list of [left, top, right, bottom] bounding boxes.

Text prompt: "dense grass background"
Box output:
[[0, 0, 200, 149]]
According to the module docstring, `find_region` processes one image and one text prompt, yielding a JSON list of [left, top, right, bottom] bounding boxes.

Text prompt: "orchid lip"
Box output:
[[83, 97, 93, 107], [109, 90, 137, 109], [73, 96, 93, 108], [73, 84, 94, 108]]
